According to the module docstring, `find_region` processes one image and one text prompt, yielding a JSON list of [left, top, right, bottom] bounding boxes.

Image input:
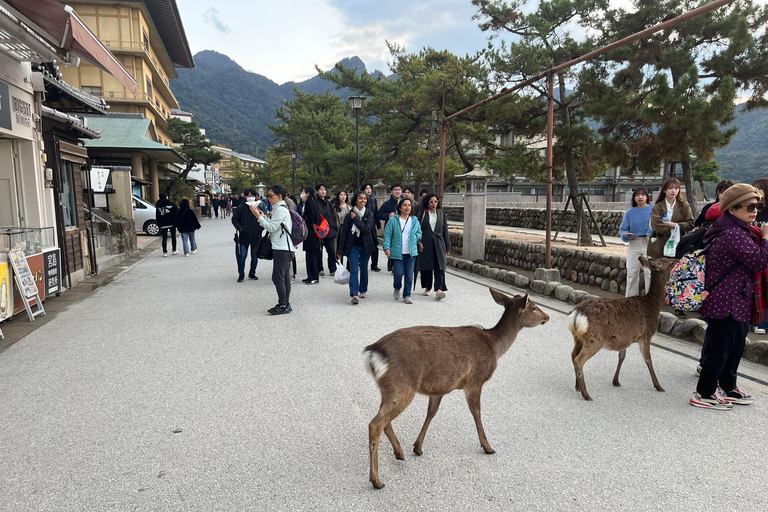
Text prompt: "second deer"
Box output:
[[362, 288, 549, 489], [566, 256, 676, 401]]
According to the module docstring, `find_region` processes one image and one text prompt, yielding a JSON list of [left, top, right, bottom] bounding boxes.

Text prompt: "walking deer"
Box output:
[[566, 256, 676, 401], [363, 288, 549, 489]]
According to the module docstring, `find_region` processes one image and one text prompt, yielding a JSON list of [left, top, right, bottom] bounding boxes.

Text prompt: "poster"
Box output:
[[0, 261, 11, 321], [43, 248, 61, 296], [11, 252, 44, 315]]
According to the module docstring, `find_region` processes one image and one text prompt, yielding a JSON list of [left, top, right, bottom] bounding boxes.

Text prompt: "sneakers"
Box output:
[[237, 274, 244, 283], [184, 253, 190, 257], [191, 250, 197, 254], [435, 291, 446, 300], [248, 274, 258, 280], [753, 326, 766, 335], [319, 271, 325, 277], [393, 289, 400, 300], [163, 253, 169, 257], [371, 266, 381, 272], [719, 387, 755, 405], [696, 364, 702, 376], [172, 250, 179, 255], [306, 279, 319, 285], [423, 289, 432, 296], [690, 392, 732, 410], [675, 309, 687, 319], [403, 296, 413, 304], [359, 292, 367, 299], [290, 275, 296, 283], [268, 303, 292, 315], [351, 295, 359, 305]]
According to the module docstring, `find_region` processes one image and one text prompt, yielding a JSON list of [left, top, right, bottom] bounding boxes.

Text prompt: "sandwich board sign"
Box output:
[[7, 248, 45, 321]]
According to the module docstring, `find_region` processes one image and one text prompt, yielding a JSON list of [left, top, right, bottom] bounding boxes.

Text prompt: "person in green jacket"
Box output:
[[383, 197, 423, 304]]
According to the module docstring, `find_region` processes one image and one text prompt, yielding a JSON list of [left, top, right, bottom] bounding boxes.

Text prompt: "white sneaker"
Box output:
[[191, 250, 197, 254], [163, 253, 169, 257], [393, 289, 400, 300], [403, 296, 413, 304], [185, 254, 190, 257], [753, 326, 765, 335], [359, 292, 367, 299], [351, 295, 359, 305], [172, 251, 179, 255], [423, 289, 432, 296]]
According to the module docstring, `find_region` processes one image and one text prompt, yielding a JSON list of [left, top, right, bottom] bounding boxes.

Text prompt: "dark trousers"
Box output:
[[696, 316, 748, 397], [273, 250, 292, 305], [237, 244, 257, 277], [421, 269, 447, 292], [317, 237, 337, 273], [161, 227, 177, 253], [306, 248, 320, 281], [213, 206, 219, 218], [371, 237, 380, 269], [292, 253, 297, 277]]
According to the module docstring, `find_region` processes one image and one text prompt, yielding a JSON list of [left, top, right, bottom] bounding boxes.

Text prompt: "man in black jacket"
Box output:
[[315, 183, 338, 277], [155, 192, 178, 257], [362, 183, 381, 271], [232, 188, 265, 282]]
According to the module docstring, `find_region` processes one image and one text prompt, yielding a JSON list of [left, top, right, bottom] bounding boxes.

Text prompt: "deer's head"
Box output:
[[490, 288, 550, 327]]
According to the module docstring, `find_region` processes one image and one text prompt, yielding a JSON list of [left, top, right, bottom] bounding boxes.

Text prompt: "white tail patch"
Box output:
[[363, 350, 389, 380], [566, 310, 589, 336]]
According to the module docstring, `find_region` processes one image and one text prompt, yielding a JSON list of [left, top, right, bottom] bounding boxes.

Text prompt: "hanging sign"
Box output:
[[90, 167, 111, 193]]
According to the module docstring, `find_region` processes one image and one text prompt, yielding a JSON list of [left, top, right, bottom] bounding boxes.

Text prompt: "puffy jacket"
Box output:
[[316, 196, 338, 239], [176, 207, 201, 233], [232, 202, 265, 247], [155, 198, 178, 228], [383, 215, 422, 259], [337, 208, 376, 256]]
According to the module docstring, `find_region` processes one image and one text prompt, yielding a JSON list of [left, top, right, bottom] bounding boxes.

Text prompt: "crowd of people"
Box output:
[[620, 178, 768, 411]]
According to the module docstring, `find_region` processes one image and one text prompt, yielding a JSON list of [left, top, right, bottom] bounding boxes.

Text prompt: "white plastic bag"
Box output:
[[664, 225, 680, 257], [334, 260, 350, 285]]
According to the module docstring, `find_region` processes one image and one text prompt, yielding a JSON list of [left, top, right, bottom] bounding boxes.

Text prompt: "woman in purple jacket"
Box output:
[[692, 184, 768, 410]]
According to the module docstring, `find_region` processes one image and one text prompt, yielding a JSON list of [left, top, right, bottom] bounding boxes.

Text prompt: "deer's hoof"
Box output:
[[613, 381, 621, 387], [413, 445, 423, 456], [656, 386, 666, 392], [394, 451, 405, 460], [582, 395, 593, 401], [483, 447, 496, 455], [371, 480, 385, 489]]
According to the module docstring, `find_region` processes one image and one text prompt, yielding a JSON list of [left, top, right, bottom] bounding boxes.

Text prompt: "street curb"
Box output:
[[447, 256, 768, 367]]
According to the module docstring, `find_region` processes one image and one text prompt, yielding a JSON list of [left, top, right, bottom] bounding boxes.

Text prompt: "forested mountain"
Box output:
[[715, 105, 768, 184], [171, 51, 368, 158]]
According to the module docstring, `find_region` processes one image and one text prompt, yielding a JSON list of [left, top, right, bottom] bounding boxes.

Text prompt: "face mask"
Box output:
[[300, 193, 306, 200], [247, 196, 255, 201]]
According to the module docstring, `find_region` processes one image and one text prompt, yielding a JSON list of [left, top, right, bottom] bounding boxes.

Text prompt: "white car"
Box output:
[[132, 195, 160, 236]]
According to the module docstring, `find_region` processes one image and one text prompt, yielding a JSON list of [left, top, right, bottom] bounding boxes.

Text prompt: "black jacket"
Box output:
[[176, 208, 201, 233], [155, 198, 178, 228], [376, 194, 398, 223], [418, 209, 451, 271], [301, 198, 322, 251], [316, 196, 338, 239], [366, 193, 380, 229], [337, 208, 376, 256], [232, 203, 264, 247]]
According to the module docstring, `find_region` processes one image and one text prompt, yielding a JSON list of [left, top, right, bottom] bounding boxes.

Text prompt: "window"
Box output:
[[60, 161, 77, 228], [82, 85, 102, 96], [146, 78, 153, 100], [142, 30, 149, 51]]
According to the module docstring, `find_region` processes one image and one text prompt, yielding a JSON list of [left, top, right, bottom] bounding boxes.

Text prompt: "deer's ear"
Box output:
[[517, 293, 529, 310], [489, 287, 509, 306], [638, 256, 650, 269]]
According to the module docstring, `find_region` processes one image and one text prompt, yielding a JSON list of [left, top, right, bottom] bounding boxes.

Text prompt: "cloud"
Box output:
[[203, 7, 231, 33]]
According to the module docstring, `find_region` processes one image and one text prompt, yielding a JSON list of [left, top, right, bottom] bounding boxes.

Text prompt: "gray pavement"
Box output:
[[1, 217, 767, 511]]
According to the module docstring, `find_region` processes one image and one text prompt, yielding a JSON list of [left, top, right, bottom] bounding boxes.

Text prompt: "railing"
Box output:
[[101, 40, 171, 89]]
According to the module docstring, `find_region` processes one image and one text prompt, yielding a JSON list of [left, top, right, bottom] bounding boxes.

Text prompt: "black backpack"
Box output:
[[675, 225, 710, 259]]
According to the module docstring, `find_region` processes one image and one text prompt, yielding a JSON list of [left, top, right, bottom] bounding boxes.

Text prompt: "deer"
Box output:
[[362, 287, 550, 489], [566, 256, 677, 401]]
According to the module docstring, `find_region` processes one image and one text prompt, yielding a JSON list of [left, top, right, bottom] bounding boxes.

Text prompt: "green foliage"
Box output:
[[165, 117, 222, 180], [226, 158, 254, 195], [164, 176, 195, 204]]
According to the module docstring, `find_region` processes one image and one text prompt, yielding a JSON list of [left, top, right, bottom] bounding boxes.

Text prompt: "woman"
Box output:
[[418, 193, 451, 300], [253, 185, 295, 315], [383, 197, 422, 305], [692, 184, 768, 410], [176, 199, 201, 256], [619, 188, 653, 297], [333, 190, 351, 264], [337, 191, 375, 304], [694, 180, 734, 227], [300, 186, 322, 284]]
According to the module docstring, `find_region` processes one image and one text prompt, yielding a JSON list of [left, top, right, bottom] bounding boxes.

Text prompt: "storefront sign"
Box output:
[[214, 169, 220, 184], [0, 81, 35, 139], [0, 82, 11, 131], [0, 261, 11, 321], [43, 248, 61, 296], [90, 167, 110, 193], [12, 95, 31, 128], [11, 251, 44, 315]]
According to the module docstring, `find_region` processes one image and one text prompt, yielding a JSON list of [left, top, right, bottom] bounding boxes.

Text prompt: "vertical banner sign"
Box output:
[[214, 168, 220, 185], [0, 261, 11, 321], [90, 168, 110, 192], [43, 248, 61, 296]]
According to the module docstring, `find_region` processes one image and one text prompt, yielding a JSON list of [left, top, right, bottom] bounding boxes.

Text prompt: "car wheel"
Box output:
[[144, 221, 160, 236]]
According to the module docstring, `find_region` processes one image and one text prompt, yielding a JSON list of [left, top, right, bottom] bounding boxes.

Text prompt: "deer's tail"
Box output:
[[566, 310, 589, 337], [363, 347, 389, 381]]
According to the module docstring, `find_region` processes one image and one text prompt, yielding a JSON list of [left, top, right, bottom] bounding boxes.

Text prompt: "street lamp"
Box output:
[[290, 150, 297, 196], [349, 95, 365, 190]]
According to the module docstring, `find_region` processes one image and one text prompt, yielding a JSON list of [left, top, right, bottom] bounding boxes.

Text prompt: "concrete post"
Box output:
[[110, 169, 134, 221], [131, 152, 143, 179], [148, 158, 159, 202], [457, 164, 491, 262]]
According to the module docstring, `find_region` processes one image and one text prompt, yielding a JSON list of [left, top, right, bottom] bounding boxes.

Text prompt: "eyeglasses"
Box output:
[[739, 203, 762, 213], [267, 193, 275, 198]]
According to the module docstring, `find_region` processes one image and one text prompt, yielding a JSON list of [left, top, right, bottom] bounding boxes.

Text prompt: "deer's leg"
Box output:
[[639, 338, 664, 392], [571, 336, 585, 391], [464, 387, 495, 454], [383, 422, 404, 460], [368, 389, 415, 489], [573, 342, 602, 401], [612, 349, 627, 387], [413, 395, 443, 456]]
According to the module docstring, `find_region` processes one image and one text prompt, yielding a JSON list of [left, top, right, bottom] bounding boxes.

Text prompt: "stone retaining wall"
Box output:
[[443, 206, 625, 237], [449, 232, 641, 296]]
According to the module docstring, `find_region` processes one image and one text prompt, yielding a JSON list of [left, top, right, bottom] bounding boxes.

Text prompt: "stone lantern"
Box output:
[[455, 164, 491, 262], [256, 182, 266, 199], [372, 180, 388, 203]]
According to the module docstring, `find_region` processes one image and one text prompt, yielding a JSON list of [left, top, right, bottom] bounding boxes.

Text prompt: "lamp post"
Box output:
[[290, 150, 297, 196], [349, 95, 365, 190]]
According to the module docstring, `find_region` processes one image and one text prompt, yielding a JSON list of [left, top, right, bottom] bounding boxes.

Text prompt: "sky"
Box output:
[[176, 0, 489, 83]]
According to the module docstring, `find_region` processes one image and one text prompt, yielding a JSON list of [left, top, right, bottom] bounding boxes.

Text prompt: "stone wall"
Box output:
[[449, 232, 642, 296], [443, 206, 625, 237]]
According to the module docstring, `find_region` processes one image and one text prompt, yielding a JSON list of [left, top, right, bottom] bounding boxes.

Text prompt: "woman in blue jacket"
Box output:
[[383, 197, 422, 304], [619, 187, 653, 297]]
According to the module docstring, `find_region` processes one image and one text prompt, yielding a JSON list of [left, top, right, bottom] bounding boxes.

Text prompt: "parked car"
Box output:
[[133, 195, 160, 236]]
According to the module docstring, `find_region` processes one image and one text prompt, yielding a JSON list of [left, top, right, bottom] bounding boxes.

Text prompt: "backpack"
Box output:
[[281, 205, 308, 246], [665, 240, 739, 312], [313, 215, 330, 239], [674, 225, 709, 259]]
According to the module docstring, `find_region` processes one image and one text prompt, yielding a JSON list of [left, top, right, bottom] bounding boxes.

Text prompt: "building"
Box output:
[[211, 145, 265, 180]]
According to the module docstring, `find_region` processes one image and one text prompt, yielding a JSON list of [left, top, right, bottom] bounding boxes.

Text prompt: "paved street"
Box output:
[[1, 217, 767, 511]]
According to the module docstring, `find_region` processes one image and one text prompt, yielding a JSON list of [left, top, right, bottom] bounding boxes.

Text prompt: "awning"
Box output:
[[4, 0, 137, 95], [131, 176, 152, 187]]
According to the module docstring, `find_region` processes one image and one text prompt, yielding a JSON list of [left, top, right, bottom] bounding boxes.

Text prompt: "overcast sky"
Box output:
[[176, 0, 488, 83]]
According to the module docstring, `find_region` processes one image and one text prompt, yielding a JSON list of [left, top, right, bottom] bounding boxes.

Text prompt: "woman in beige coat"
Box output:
[[647, 177, 695, 259]]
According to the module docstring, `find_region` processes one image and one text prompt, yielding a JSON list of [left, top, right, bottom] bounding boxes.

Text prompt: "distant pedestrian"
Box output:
[[219, 195, 226, 219], [418, 193, 451, 300], [337, 191, 376, 304], [383, 197, 422, 304], [155, 192, 178, 257], [620, 188, 653, 297], [212, 195, 220, 218], [333, 190, 351, 262], [232, 188, 264, 282], [695, 180, 734, 227], [301, 186, 322, 284], [362, 183, 381, 272], [253, 185, 295, 315], [226, 196, 233, 217], [176, 199, 201, 256], [315, 184, 338, 277], [377, 183, 403, 272]]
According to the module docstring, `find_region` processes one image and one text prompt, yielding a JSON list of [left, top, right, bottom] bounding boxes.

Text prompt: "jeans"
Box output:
[[237, 244, 257, 277], [161, 227, 177, 253], [696, 316, 749, 396], [348, 246, 369, 296], [392, 254, 416, 298], [180, 232, 197, 255], [272, 250, 293, 305]]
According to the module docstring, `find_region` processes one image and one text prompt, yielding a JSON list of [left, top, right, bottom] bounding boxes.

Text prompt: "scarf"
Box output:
[[749, 224, 768, 324], [351, 206, 366, 237]]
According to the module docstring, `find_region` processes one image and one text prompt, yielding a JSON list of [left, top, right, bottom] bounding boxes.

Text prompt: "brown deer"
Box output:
[[566, 256, 676, 401], [363, 288, 549, 489]]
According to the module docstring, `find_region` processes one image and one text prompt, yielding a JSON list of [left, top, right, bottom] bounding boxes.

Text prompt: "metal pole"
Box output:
[[438, 85, 446, 201], [355, 110, 360, 191], [545, 73, 554, 268]]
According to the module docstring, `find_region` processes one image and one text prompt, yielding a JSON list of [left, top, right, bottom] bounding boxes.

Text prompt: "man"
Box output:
[[376, 183, 403, 272], [232, 188, 265, 282], [212, 195, 220, 218], [362, 183, 381, 271], [414, 188, 429, 218], [156, 192, 178, 257], [315, 183, 338, 277]]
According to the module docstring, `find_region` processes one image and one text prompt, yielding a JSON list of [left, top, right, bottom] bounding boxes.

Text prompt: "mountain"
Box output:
[[171, 51, 374, 158], [715, 105, 768, 184]]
